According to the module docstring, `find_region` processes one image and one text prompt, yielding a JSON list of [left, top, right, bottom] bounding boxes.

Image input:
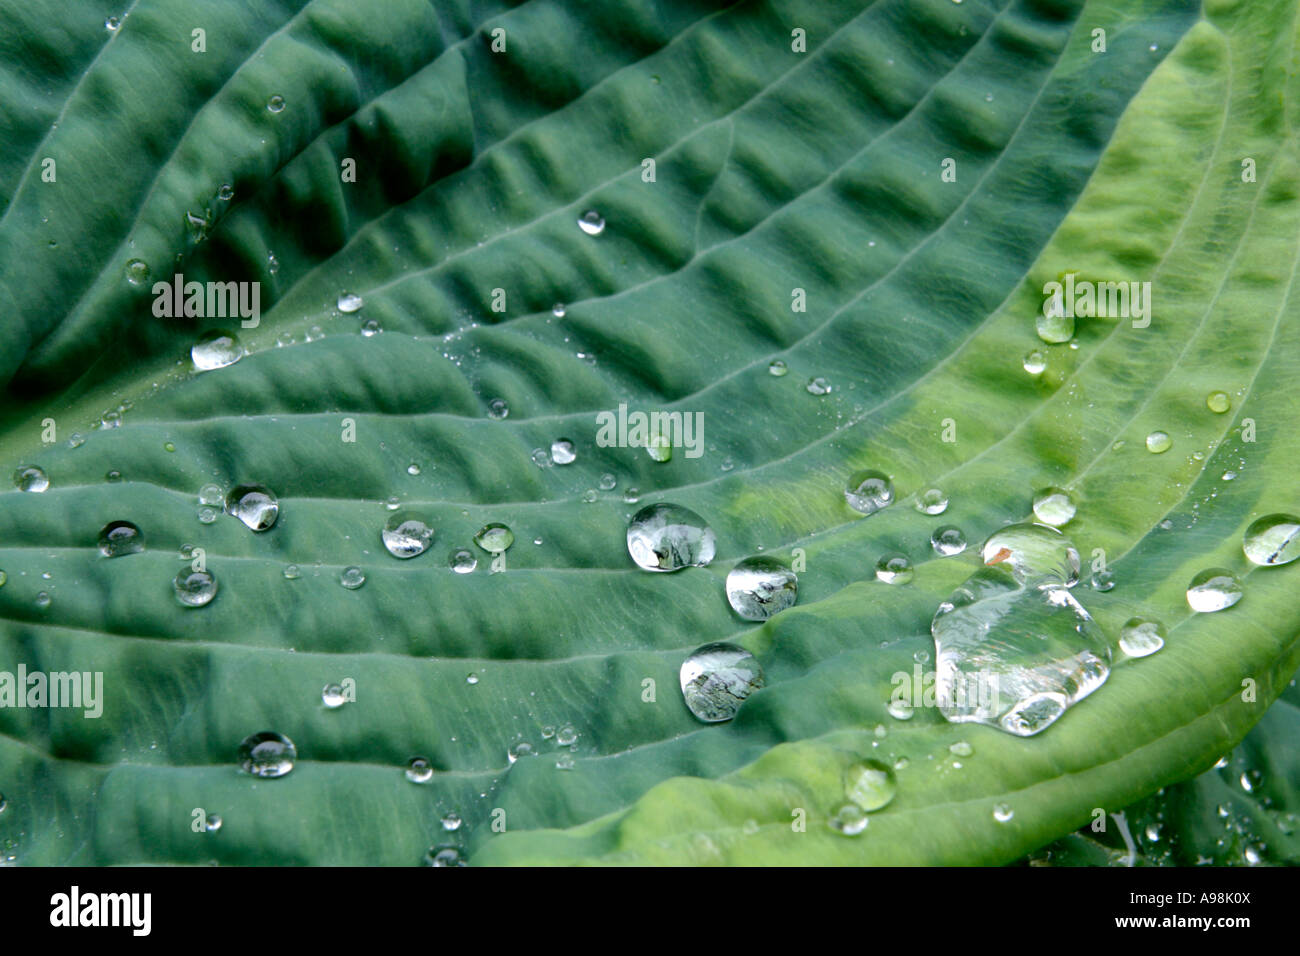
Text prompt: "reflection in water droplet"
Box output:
[[322, 683, 348, 708], [14, 466, 49, 493], [875, 553, 913, 585], [551, 302, 566, 317], [382, 512, 434, 559], [339, 566, 366, 590], [406, 757, 434, 784], [981, 523, 1080, 587], [679, 642, 764, 722], [192, 330, 244, 370], [845, 760, 897, 811], [1145, 431, 1172, 454], [1186, 568, 1242, 612], [577, 210, 605, 235], [450, 549, 477, 573], [931, 526, 967, 556], [829, 804, 869, 836], [550, 438, 576, 465], [441, 811, 463, 832], [1023, 350, 1047, 376], [334, 291, 363, 313], [98, 521, 144, 557], [473, 522, 514, 554], [1207, 391, 1230, 413], [949, 740, 973, 757], [35, 591, 51, 608], [239, 731, 296, 778], [627, 503, 716, 571], [125, 258, 149, 286], [725, 557, 797, 621], [225, 484, 278, 531], [1118, 618, 1165, 658], [915, 488, 949, 515], [844, 469, 894, 515], [204, 813, 222, 833], [487, 398, 509, 420], [105, 15, 121, 31], [1242, 513, 1300, 566], [1031, 486, 1076, 526], [174, 569, 218, 607]]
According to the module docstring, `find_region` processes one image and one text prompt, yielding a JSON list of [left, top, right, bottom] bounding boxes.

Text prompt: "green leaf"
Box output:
[[0, 0, 1297, 866]]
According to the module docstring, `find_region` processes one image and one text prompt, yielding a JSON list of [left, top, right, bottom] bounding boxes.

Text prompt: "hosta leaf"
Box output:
[[0, 0, 1297, 866]]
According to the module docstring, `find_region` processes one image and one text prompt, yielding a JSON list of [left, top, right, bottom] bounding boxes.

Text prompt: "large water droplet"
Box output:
[[98, 520, 143, 557], [725, 557, 797, 621], [1186, 568, 1242, 612], [1118, 618, 1165, 658], [875, 553, 913, 584], [931, 526, 967, 556], [1031, 486, 1076, 526], [473, 522, 514, 553], [679, 642, 764, 722], [337, 292, 363, 313], [225, 484, 278, 531], [1145, 431, 1172, 454], [845, 759, 897, 811], [14, 465, 49, 493], [1242, 513, 1300, 566], [1036, 305, 1074, 344], [844, 469, 894, 515], [980, 523, 1080, 587], [382, 512, 434, 559], [577, 210, 605, 235], [627, 503, 716, 571], [931, 564, 1110, 736], [174, 569, 218, 607], [192, 330, 244, 370], [238, 731, 296, 778]]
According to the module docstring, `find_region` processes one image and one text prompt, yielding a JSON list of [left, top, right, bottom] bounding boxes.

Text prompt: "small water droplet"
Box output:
[[192, 330, 244, 371], [1145, 431, 1172, 454], [225, 484, 278, 531], [556, 724, 578, 747], [14, 466, 49, 493], [217, 183, 234, 201], [406, 462, 420, 476], [829, 804, 869, 836], [487, 397, 509, 419], [466, 673, 479, 685], [322, 683, 348, 708], [441, 811, 463, 832], [844, 469, 894, 515], [599, 473, 616, 491], [1036, 308, 1074, 344], [577, 210, 605, 235], [1206, 391, 1231, 413], [679, 642, 764, 722], [450, 549, 477, 573], [725, 556, 797, 621], [173, 567, 218, 607], [268, 251, 280, 275], [238, 731, 295, 778], [35, 591, 51, 608], [1118, 618, 1165, 658], [474, 522, 514, 554], [106, 469, 122, 482], [105, 15, 121, 31], [98, 520, 143, 557], [551, 302, 566, 317], [204, 813, 222, 833], [1089, 568, 1115, 592], [915, 487, 949, 515], [627, 503, 716, 571], [887, 698, 914, 720], [875, 553, 913, 584], [806, 376, 832, 395], [1242, 513, 1300, 566], [949, 741, 973, 757], [1031, 486, 1076, 526], [360, 318, 382, 337], [550, 438, 576, 465], [581, 488, 598, 503], [993, 803, 1014, 823], [339, 566, 366, 590], [931, 526, 967, 556], [423, 845, 465, 867], [1186, 568, 1242, 612], [1023, 350, 1047, 376], [406, 758, 434, 784], [768, 359, 788, 377], [125, 258, 149, 286], [267, 94, 286, 113], [382, 512, 435, 559]]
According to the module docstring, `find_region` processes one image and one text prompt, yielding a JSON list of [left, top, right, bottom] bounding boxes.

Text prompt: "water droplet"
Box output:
[[1032, 486, 1076, 526], [339, 566, 366, 590], [875, 553, 913, 584], [1089, 568, 1115, 592], [1145, 430, 1172, 454], [1186, 568, 1242, 612], [530, 448, 549, 468], [887, 698, 914, 720], [679, 642, 764, 722], [1036, 308, 1074, 344], [931, 563, 1110, 736], [360, 318, 382, 337], [487, 397, 509, 419], [406, 462, 420, 476], [406, 757, 434, 784], [577, 210, 605, 235], [174, 569, 218, 607], [1207, 391, 1231, 413], [949, 741, 973, 757], [993, 803, 1014, 823], [556, 724, 578, 747], [622, 487, 640, 504], [450, 549, 477, 573], [105, 15, 120, 31], [599, 473, 616, 491], [627, 503, 716, 571], [829, 804, 869, 836], [382, 512, 435, 559], [551, 302, 566, 317], [441, 811, 463, 832], [725, 556, 797, 621], [238, 731, 295, 778], [98, 520, 143, 557], [1242, 513, 1300, 566], [915, 487, 949, 515], [423, 846, 465, 866], [67, 433, 85, 449], [124, 258, 149, 286], [466, 673, 479, 685], [845, 759, 897, 811], [645, 428, 672, 463], [191, 330, 244, 370], [1023, 350, 1047, 376], [473, 522, 514, 554], [225, 484, 278, 531], [981, 523, 1080, 587], [322, 683, 348, 708], [550, 438, 576, 465], [198, 483, 223, 507], [267, 94, 286, 113], [106, 469, 122, 482], [1118, 618, 1165, 658], [768, 359, 788, 377], [204, 813, 222, 833], [217, 183, 234, 201], [806, 376, 832, 395], [385, 496, 400, 511], [0, 571, 6, 588], [14, 466, 49, 493], [931, 526, 967, 556], [267, 251, 280, 274], [844, 469, 894, 515], [35, 591, 51, 608]]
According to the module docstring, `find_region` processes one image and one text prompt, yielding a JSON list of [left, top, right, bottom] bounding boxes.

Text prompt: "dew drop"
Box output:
[[768, 359, 788, 377], [887, 698, 914, 720], [806, 376, 832, 395], [423, 846, 466, 867], [381, 512, 434, 559], [981, 522, 1080, 587], [191, 330, 244, 371], [406, 758, 434, 784], [441, 811, 463, 832], [35, 591, 51, 609], [679, 642, 764, 722], [198, 483, 224, 506], [406, 463, 420, 476], [627, 503, 716, 571], [993, 803, 1015, 823], [124, 258, 150, 286], [217, 183, 234, 202], [450, 549, 477, 574], [487, 398, 509, 420], [1031, 486, 1076, 526], [105, 15, 120, 31], [556, 724, 578, 747], [204, 813, 222, 833], [225, 484, 278, 531], [1242, 513, 1300, 566], [949, 741, 973, 757], [551, 302, 566, 317], [1023, 350, 1047, 376], [360, 318, 382, 337], [339, 566, 366, 590], [1207, 391, 1231, 414], [238, 731, 295, 778], [845, 759, 897, 812], [1186, 568, 1242, 612], [725, 556, 797, 621], [577, 210, 605, 235], [1036, 308, 1074, 344], [267, 94, 286, 113], [174, 569, 218, 607], [599, 473, 617, 491], [844, 469, 894, 515], [875, 553, 913, 585], [14, 466, 49, 493], [1089, 568, 1115, 592], [550, 438, 576, 465], [931, 526, 967, 556], [829, 804, 869, 836], [1118, 618, 1165, 658], [322, 683, 348, 708], [98, 520, 143, 557], [1146, 430, 1172, 454], [915, 487, 949, 515], [473, 522, 514, 554]]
